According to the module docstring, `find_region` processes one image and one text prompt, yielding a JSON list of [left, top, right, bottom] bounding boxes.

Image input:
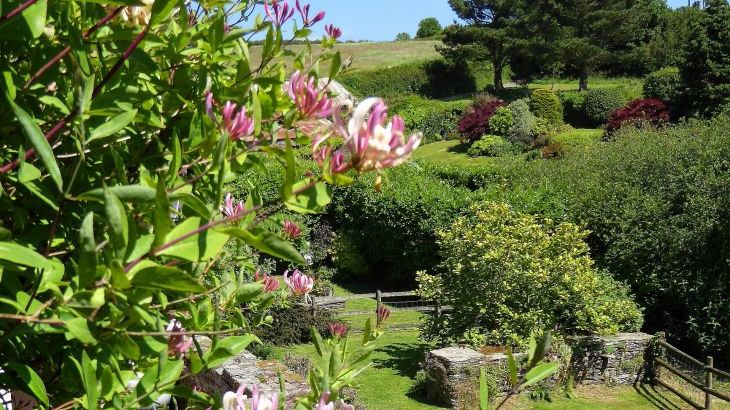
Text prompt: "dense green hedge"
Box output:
[[339, 59, 486, 99], [330, 164, 483, 285], [389, 96, 469, 145]]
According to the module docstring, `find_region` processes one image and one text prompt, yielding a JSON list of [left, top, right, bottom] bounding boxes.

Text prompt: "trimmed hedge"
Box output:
[[467, 135, 516, 157], [529, 89, 563, 124], [581, 89, 627, 127], [643, 67, 681, 104], [339, 60, 479, 99]]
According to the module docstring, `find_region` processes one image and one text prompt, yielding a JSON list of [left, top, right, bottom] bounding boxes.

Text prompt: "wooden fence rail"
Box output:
[[655, 339, 730, 409]]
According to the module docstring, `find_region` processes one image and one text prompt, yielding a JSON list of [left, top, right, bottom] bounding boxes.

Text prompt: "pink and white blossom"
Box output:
[[286, 71, 333, 119], [221, 193, 245, 219], [295, 0, 324, 27], [264, 0, 294, 27], [315, 392, 334, 410], [282, 219, 302, 240], [335, 98, 422, 173], [284, 269, 314, 296], [166, 319, 193, 357], [325, 24, 342, 40], [312, 136, 350, 175], [206, 92, 255, 141], [329, 323, 347, 338], [222, 384, 278, 410]]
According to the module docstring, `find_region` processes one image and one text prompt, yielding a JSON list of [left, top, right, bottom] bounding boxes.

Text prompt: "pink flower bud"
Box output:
[[325, 24, 342, 40], [255, 271, 281, 292], [316, 392, 335, 410], [282, 219, 302, 240], [329, 323, 347, 338], [206, 93, 255, 141], [296, 0, 324, 27], [166, 319, 193, 356], [286, 71, 333, 119], [264, 0, 295, 27], [377, 305, 391, 324], [284, 269, 314, 296], [223, 384, 278, 410]]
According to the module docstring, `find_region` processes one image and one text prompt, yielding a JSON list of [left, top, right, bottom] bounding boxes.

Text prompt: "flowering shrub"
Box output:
[[605, 98, 670, 136], [0, 0, 417, 408], [417, 202, 643, 347], [457, 100, 505, 142]]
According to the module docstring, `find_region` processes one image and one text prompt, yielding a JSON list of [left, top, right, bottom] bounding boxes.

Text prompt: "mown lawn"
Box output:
[[528, 77, 644, 91], [250, 40, 441, 72]]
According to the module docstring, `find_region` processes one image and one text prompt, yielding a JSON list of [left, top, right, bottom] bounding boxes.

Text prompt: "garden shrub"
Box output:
[[457, 100, 505, 142], [467, 135, 516, 157], [581, 89, 627, 126], [643, 67, 681, 103], [558, 90, 587, 126], [541, 142, 566, 159], [339, 59, 477, 99], [605, 98, 670, 136], [530, 89, 564, 124], [331, 166, 481, 284], [256, 305, 339, 346], [389, 96, 469, 144], [417, 202, 643, 347], [507, 99, 537, 145], [488, 107, 514, 136]]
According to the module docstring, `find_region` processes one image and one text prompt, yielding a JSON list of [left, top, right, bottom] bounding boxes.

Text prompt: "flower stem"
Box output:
[[0, 0, 38, 24], [93, 26, 149, 97]]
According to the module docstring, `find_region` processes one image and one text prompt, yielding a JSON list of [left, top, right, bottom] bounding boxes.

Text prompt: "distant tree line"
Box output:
[[441, 0, 728, 100]]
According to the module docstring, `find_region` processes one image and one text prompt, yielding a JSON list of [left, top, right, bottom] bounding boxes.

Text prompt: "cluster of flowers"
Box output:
[[222, 385, 354, 410]]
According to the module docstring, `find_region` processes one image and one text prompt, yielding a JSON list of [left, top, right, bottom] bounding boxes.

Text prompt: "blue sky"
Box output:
[[259, 0, 692, 42]]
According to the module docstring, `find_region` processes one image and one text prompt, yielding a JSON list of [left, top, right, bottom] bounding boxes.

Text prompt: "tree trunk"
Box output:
[[579, 70, 588, 91], [494, 63, 504, 90]]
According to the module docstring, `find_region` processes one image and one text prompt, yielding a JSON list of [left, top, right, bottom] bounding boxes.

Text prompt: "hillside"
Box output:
[[249, 40, 442, 72]]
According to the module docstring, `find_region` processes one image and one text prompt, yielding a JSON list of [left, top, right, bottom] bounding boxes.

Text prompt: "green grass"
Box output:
[[528, 77, 644, 91], [250, 40, 441, 72]]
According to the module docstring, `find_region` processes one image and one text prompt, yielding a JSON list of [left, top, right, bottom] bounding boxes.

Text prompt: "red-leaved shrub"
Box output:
[[457, 99, 505, 142], [606, 98, 670, 135]]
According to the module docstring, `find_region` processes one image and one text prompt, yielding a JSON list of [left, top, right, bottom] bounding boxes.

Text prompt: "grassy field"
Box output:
[[250, 40, 441, 72], [528, 77, 644, 91]]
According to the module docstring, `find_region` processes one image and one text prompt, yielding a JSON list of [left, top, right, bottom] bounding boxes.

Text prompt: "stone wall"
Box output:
[[424, 332, 656, 408]]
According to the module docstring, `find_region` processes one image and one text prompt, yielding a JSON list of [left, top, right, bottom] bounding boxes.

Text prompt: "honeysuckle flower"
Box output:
[[284, 269, 314, 296], [282, 219, 302, 240], [325, 24, 342, 40], [255, 271, 280, 292], [315, 392, 335, 410], [312, 136, 350, 175], [264, 0, 294, 27], [205, 92, 255, 141], [377, 305, 391, 324], [296, 0, 325, 27], [330, 149, 349, 174], [286, 71, 334, 119], [339, 402, 355, 410], [329, 323, 347, 338], [222, 385, 278, 410], [335, 98, 422, 173], [221, 193, 245, 219], [109, 0, 154, 27], [166, 319, 193, 356]]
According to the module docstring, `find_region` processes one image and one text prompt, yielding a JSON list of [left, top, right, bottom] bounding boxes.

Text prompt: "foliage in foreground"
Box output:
[[417, 202, 643, 347], [0, 0, 421, 407]]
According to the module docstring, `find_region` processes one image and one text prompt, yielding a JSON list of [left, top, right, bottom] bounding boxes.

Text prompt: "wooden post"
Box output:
[[376, 290, 382, 326], [706, 356, 713, 410], [310, 295, 316, 315]]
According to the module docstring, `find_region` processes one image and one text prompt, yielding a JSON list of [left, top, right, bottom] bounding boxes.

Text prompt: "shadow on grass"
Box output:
[[446, 142, 470, 155], [633, 383, 686, 410]]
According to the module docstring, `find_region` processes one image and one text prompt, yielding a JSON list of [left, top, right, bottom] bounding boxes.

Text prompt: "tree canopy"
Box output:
[[416, 17, 443, 38]]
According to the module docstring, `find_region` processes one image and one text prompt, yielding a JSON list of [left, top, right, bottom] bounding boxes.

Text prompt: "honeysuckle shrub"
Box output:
[[0, 0, 419, 407], [417, 202, 643, 347]]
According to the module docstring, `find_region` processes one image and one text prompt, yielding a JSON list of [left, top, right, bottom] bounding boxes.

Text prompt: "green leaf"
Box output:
[[284, 180, 332, 214], [329, 51, 342, 79], [18, 159, 42, 183], [66, 317, 97, 345], [154, 177, 172, 247], [528, 330, 552, 369], [79, 185, 156, 202], [123, 233, 153, 264], [520, 362, 560, 389], [7, 363, 48, 406], [479, 367, 489, 410], [0, 241, 50, 270], [104, 189, 128, 259], [156, 217, 228, 262], [204, 335, 259, 369], [507, 347, 518, 388], [82, 351, 99, 410], [88, 110, 137, 143], [150, 0, 179, 26], [0, 0, 46, 40], [224, 227, 305, 264], [167, 134, 182, 185], [131, 265, 206, 292], [115, 334, 140, 359], [8, 97, 62, 192], [78, 213, 97, 288]]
